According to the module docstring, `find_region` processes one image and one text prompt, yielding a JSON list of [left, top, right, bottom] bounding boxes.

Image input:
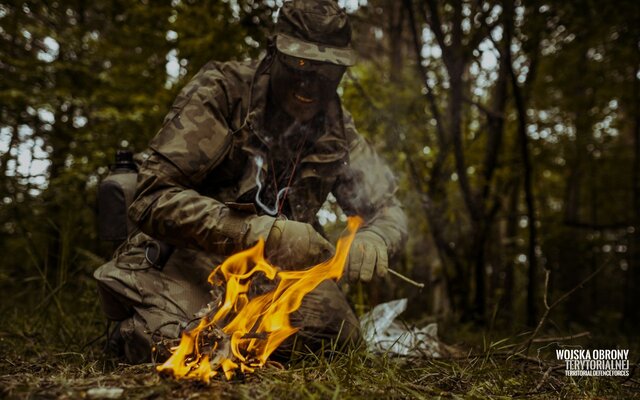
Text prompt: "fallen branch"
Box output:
[[518, 257, 614, 355]]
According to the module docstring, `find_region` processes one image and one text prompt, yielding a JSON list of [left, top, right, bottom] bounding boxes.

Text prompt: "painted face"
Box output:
[[269, 52, 346, 122]]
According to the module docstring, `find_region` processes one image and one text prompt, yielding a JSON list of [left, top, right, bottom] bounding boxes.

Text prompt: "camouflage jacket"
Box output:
[[128, 55, 407, 259]]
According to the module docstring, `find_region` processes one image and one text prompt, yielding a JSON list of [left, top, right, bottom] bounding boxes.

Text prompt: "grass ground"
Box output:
[[1, 328, 638, 399], [1, 272, 638, 399]]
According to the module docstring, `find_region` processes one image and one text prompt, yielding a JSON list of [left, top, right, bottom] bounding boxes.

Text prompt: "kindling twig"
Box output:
[[388, 268, 425, 288], [531, 331, 590, 343]]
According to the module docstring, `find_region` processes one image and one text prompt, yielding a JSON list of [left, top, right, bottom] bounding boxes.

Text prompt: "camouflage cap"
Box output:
[[275, 0, 356, 67]]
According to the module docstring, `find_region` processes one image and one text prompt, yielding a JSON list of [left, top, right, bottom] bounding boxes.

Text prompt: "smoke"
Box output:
[[333, 143, 399, 223], [254, 118, 320, 216], [254, 155, 288, 216]]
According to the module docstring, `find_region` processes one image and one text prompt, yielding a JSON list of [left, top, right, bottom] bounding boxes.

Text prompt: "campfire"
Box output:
[[157, 216, 363, 382]]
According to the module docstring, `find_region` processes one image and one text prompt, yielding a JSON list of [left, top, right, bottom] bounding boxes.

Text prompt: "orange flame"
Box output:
[[157, 216, 363, 382]]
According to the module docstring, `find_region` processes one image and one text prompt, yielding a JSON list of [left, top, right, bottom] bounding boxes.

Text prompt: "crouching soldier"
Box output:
[[95, 0, 407, 364]]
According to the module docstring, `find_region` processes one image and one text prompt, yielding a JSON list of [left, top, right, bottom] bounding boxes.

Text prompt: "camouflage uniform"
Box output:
[[94, 2, 407, 364]]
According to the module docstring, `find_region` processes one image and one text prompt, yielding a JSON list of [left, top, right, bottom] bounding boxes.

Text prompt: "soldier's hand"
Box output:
[[346, 231, 388, 282], [245, 215, 334, 268]]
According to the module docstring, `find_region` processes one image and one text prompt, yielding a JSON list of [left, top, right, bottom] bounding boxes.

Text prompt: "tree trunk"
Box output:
[[501, 175, 520, 323], [509, 58, 538, 327], [624, 62, 640, 329], [388, 0, 405, 83]]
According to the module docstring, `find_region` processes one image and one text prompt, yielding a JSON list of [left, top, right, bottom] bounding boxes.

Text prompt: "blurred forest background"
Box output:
[[1, 0, 639, 354]]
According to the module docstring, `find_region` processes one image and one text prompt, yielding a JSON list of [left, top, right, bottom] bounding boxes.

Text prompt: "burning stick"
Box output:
[[157, 216, 363, 382]]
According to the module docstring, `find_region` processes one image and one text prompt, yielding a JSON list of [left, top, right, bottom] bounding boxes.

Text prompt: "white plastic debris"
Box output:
[[359, 298, 441, 357], [86, 387, 124, 399]]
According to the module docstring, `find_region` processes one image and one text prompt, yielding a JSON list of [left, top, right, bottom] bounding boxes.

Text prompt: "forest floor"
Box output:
[[1, 271, 638, 399], [1, 330, 638, 399]]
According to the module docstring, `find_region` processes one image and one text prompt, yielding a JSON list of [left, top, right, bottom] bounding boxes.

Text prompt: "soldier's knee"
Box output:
[[290, 280, 362, 344], [94, 260, 137, 321]]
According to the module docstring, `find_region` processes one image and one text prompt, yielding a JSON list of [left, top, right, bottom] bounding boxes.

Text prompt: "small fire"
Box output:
[[157, 216, 363, 382]]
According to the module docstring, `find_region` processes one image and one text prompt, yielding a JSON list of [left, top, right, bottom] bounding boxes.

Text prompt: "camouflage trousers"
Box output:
[[94, 233, 361, 364]]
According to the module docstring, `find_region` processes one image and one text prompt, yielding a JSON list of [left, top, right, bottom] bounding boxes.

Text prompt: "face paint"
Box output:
[[277, 53, 347, 81], [269, 52, 346, 122]]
